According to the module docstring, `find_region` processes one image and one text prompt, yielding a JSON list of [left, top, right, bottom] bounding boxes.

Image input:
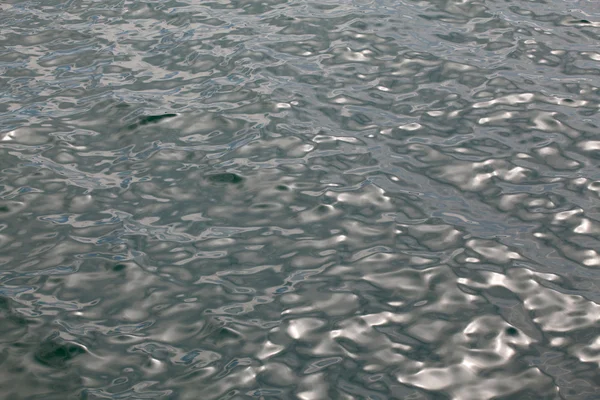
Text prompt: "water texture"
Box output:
[[1, 0, 600, 398]]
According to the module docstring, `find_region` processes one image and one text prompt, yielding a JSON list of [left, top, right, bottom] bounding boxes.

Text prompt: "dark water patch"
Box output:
[[127, 113, 178, 130], [34, 338, 86, 369], [138, 114, 178, 125], [112, 263, 127, 272], [505, 327, 519, 337], [207, 173, 244, 184]]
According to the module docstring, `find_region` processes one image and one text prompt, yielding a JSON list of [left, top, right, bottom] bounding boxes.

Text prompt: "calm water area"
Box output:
[[1, 0, 600, 399]]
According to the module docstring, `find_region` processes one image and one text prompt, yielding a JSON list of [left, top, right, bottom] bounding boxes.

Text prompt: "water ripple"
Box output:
[[1, 0, 600, 399]]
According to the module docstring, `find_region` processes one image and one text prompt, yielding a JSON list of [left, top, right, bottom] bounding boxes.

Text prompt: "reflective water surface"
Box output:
[[1, 0, 600, 398]]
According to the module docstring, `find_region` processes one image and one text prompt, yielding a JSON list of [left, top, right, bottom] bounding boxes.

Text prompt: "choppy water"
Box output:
[[1, 0, 600, 399]]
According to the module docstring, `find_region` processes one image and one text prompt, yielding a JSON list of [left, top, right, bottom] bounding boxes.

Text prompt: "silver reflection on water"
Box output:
[[1, 0, 600, 399]]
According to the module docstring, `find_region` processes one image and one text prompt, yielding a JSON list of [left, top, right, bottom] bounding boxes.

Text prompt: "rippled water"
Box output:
[[1, 0, 600, 398]]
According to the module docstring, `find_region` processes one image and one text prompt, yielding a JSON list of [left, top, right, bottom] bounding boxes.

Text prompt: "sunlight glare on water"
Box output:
[[1, 0, 600, 399]]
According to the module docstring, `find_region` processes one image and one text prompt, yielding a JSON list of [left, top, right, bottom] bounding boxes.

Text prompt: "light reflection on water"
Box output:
[[1, 0, 600, 399]]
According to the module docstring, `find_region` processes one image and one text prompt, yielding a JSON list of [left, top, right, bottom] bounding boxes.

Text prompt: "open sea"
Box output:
[[1, 0, 600, 399]]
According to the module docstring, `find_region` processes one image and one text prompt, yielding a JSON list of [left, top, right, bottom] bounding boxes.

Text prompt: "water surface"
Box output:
[[1, 0, 600, 399]]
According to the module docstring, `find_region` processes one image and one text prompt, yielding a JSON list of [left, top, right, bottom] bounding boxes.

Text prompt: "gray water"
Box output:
[[1, 0, 600, 399]]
